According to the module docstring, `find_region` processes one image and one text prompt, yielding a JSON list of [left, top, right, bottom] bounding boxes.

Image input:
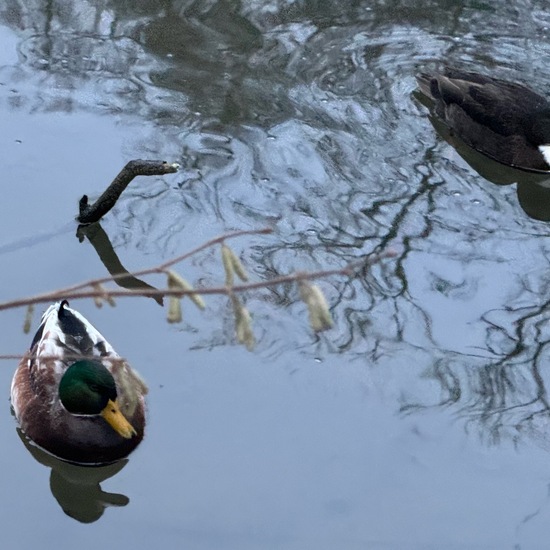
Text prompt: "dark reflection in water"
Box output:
[[77, 222, 164, 305], [17, 429, 129, 523], [517, 179, 550, 222], [415, 91, 550, 221]]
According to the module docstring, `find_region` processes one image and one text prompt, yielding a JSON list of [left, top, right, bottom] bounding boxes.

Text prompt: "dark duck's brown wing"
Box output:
[[416, 68, 550, 172]]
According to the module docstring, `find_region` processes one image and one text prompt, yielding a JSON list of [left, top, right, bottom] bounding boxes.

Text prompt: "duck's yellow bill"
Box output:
[[101, 399, 137, 439]]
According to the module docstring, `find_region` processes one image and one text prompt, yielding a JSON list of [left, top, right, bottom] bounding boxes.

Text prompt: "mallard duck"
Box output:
[[416, 68, 550, 172], [11, 300, 147, 465]]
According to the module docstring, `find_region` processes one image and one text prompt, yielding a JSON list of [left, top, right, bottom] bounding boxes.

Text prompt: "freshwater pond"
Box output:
[[2, 1, 550, 548]]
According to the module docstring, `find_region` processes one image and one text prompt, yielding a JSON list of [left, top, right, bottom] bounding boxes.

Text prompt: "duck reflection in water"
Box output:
[[415, 70, 550, 221], [17, 428, 130, 523]]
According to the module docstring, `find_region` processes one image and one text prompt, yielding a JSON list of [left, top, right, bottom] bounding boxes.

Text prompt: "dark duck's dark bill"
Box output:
[[416, 68, 550, 173]]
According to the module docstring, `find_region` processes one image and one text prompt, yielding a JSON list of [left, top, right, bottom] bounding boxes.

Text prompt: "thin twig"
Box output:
[[0, 248, 395, 312], [22, 227, 274, 298]]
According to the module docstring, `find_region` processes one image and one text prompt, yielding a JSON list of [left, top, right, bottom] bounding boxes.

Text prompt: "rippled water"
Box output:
[[3, 1, 550, 548]]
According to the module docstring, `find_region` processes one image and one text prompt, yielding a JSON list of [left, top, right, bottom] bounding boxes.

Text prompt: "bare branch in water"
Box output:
[[77, 160, 179, 224]]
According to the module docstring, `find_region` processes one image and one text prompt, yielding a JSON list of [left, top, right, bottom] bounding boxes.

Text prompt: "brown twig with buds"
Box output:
[[0, 228, 395, 351]]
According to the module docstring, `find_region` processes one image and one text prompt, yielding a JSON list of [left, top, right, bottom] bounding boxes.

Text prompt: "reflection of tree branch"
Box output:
[[462, 298, 550, 440], [407, 292, 550, 446], [379, 117, 550, 444], [76, 222, 163, 306]]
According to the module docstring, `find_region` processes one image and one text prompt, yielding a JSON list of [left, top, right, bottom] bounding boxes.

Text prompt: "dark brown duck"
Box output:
[[417, 68, 550, 172]]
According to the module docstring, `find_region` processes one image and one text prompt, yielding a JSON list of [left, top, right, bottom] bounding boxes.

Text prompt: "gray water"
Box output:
[[2, 1, 550, 548]]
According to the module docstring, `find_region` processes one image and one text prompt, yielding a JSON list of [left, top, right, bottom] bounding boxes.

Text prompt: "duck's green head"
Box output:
[[59, 360, 137, 439]]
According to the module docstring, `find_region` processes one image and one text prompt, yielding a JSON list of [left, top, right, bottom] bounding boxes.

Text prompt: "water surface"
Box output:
[[2, 1, 550, 549]]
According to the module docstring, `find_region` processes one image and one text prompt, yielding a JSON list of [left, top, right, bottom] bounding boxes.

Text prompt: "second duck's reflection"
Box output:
[[414, 93, 550, 222], [424, 111, 550, 222]]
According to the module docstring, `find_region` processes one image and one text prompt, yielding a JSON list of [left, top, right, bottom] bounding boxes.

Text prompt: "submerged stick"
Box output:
[[77, 160, 179, 224]]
